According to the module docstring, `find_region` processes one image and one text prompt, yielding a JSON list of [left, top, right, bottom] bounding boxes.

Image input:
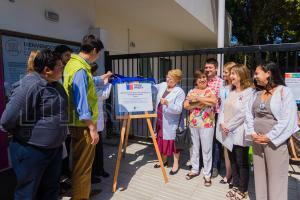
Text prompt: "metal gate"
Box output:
[[104, 43, 300, 138]]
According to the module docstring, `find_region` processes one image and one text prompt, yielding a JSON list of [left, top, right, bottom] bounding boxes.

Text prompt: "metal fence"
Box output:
[[104, 43, 300, 138]]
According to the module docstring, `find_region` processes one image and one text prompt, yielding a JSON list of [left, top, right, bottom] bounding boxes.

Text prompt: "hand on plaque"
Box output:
[[103, 71, 113, 84]]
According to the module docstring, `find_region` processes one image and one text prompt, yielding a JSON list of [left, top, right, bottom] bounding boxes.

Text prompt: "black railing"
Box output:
[[104, 43, 300, 138]]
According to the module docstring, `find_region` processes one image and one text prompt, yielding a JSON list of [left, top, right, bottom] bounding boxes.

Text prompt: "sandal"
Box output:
[[203, 177, 212, 187], [220, 178, 227, 184], [226, 187, 238, 198], [220, 176, 232, 184], [185, 172, 199, 180], [234, 191, 248, 200], [154, 161, 168, 168]]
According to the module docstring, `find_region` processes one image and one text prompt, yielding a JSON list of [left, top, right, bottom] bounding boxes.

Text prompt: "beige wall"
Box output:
[[95, 9, 197, 54], [0, 0, 229, 53], [0, 0, 96, 42], [95, 0, 231, 54]]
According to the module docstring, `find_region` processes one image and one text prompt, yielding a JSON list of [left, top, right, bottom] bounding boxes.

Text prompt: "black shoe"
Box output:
[[90, 189, 102, 197], [169, 168, 179, 175], [154, 161, 168, 168], [229, 181, 234, 189], [60, 176, 71, 192], [101, 171, 110, 178], [91, 176, 101, 184], [219, 176, 231, 184]]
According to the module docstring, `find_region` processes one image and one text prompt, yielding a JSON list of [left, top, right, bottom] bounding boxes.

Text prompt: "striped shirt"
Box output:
[[208, 76, 223, 113]]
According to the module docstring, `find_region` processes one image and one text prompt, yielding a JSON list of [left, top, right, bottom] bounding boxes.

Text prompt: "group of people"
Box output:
[[0, 33, 298, 200], [1, 35, 113, 200], [153, 59, 299, 200]]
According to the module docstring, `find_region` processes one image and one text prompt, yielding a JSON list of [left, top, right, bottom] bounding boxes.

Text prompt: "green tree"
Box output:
[[226, 0, 300, 45]]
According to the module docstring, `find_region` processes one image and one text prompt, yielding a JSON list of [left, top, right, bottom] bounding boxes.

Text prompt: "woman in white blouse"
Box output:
[[245, 62, 299, 200], [220, 64, 253, 200], [217, 62, 236, 187]]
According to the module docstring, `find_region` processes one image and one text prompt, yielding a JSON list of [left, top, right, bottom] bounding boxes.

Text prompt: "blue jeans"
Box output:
[[10, 139, 62, 200]]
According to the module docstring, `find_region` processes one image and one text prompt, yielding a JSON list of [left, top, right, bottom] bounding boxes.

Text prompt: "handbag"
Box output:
[[288, 130, 300, 159], [175, 111, 192, 150]]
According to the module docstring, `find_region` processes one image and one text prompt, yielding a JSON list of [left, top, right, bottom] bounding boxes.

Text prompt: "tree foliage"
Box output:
[[226, 0, 300, 45]]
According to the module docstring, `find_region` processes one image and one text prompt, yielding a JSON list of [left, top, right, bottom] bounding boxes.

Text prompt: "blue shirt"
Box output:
[[72, 69, 103, 120]]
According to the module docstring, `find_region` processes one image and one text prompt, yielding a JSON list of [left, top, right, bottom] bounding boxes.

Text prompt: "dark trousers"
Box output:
[[10, 139, 62, 200], [92, 133, 104, 176], [62, 135, 71, 177], [228, 145, 249, 193], [212, 114, 222, 170]]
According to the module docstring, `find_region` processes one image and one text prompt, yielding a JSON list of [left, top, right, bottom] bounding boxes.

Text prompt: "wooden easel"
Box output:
[[112, 112, 169, 192]]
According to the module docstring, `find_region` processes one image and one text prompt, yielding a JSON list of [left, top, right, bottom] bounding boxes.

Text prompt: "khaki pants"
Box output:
[[253, 142, 289, 200], [70, 127, 96, 200]]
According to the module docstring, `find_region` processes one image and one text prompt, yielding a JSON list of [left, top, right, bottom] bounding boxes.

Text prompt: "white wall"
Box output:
[[175, 0, 232, 45], [95, 9, 197, 54], [0, 0, 96, 42], [175, 0, 217, 34]]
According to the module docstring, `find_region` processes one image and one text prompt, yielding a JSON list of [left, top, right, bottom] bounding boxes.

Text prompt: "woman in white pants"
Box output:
[[184, 70, 217, 186]]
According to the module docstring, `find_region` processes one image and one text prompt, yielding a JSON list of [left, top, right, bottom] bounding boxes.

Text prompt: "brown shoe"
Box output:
[[185, 172, 199, 180], [203, 177, 212, 187]]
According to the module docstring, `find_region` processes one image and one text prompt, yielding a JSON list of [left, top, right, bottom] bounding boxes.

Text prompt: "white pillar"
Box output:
[[217, 0, 225, 76]]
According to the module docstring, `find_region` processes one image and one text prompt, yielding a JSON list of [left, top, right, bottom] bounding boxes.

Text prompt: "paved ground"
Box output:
[[1, 136, 298, 200], [83, 137, 300, 200]]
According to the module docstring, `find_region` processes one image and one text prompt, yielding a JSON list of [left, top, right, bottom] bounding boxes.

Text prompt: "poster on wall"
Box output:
[[1, 35, 80, 96], [0, 34, 80, 171], [285, 73, 300, 104]]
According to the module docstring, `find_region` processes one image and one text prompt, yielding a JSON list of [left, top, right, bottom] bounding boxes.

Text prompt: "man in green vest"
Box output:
[[63, 34, 103, 200]]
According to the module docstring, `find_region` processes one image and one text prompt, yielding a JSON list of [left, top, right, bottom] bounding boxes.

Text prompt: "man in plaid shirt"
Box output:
[[205, 58, 223, 178]]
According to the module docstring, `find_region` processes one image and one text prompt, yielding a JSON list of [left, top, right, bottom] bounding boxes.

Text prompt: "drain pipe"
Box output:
[[217, 0, 225, 76]]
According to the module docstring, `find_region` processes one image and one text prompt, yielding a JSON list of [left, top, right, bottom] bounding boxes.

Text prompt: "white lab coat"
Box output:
[[245, 86, 299, 147], [154, 82, 185, 140], [96, 82, 112, 132]]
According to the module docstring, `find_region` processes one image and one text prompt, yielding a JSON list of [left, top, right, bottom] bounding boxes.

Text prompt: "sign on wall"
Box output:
[[285, 73, 300, 104], [1, 35, 80, 96]]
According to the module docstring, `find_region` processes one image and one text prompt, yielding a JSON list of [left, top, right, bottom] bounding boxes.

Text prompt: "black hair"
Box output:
[[205, 58, 218, 68], [54, 45, 73, 56], [193, 70, 208, 86], [80, 34, 104, 53], [90, 62, 98, 74], [254, 61, 285, 92], [34, 49, 60, 73]]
